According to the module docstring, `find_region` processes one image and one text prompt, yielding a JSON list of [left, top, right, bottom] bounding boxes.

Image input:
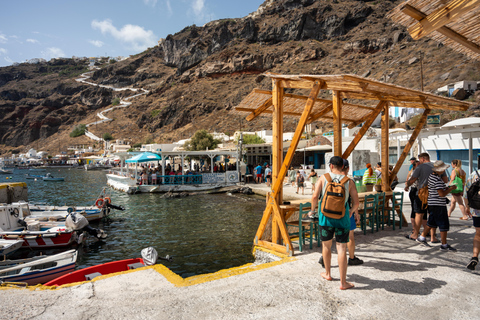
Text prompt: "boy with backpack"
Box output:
[[309, 156, 359, 290], [465, 169, 480, 270]]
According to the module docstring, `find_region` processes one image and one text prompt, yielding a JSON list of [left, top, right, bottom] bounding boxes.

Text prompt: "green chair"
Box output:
[[375, 192, 386, 231], [358, 194, 377, 235], [285, 202, 316, 252], [386, 192, 404, 230]]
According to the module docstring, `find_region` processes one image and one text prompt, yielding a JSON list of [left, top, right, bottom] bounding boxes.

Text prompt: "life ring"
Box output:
[[95, 198, 105, 208], [104, 197, 111, 205]]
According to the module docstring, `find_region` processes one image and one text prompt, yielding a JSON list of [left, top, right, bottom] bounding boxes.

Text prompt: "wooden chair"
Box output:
[[385, 192, 404, 230], [375, 192, 386, 231], [285, 202, 316, 252], [358, 194, 377, 235]]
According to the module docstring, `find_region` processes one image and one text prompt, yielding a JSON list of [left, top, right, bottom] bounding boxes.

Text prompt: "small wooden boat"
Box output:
[[0, 239, 24, 256], [43, 257, 145, 286], [0, 249, 77, 285]]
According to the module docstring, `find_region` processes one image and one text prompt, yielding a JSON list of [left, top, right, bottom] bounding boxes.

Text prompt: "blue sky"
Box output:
[[0, 0, 264, 67]]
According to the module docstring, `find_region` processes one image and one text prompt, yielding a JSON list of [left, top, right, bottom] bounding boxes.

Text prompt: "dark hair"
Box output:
[[343, 159, 349, 168], [418, 152, 430, 160], [329, 156, 344, 169], [377, 162, 382, 167]]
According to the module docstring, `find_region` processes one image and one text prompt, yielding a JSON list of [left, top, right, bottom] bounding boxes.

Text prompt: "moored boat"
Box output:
[[0, 249, 78, 285], [0, 239, 24, 257], [42, 173, 65, 181]]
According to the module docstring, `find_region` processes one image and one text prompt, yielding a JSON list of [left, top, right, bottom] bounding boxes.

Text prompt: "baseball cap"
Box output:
[[409, 157, 417, 161]]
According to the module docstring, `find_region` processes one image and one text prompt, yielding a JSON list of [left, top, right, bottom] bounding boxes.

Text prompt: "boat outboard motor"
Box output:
[[106, 202, 125, 211], [66, 212, 107, 240]]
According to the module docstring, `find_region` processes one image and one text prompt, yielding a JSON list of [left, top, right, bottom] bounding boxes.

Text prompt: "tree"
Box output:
[[237, 134, 266, 145], [112, 97, 120, 106], [184, 130, 220, 151], [103, 132, 113, 141], [70, 124, 86, 137]]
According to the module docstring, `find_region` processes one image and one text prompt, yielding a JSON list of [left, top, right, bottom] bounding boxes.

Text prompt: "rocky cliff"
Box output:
[[0, 0, 479, 154]]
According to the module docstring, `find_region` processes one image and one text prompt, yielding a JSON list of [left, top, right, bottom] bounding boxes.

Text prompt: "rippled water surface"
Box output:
[[9, 168, 265, 278]]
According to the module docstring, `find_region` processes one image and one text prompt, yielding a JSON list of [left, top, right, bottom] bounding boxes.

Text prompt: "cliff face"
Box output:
[[0, 0, 479, 153]]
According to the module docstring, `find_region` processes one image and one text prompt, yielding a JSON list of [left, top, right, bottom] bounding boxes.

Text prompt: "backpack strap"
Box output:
[[324, 173, 332, 183], [339, 175, 349, 186]]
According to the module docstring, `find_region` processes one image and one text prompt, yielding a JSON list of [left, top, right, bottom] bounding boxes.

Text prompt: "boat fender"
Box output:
[[95, 198, 105, 208], [141, 247, 158, 266]]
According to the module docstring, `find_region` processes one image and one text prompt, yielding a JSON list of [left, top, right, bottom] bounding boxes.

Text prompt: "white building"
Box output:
[[437, 80, 478, 96]]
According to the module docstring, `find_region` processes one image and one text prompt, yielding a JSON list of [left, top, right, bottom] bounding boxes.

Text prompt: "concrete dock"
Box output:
[[1, 182, 479, 319]]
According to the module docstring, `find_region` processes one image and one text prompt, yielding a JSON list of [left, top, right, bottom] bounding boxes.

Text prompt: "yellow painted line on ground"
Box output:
[[0, 247, 295, 291]]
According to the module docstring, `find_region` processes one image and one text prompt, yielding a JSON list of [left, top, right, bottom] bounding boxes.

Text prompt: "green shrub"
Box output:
[[236, 134, 266, 145], [70, 124, 87, 137], [102, 133, 113, 141], [151, 110, 161, 118], [133, 143, 142, 148], [112, 97, 121, 106]]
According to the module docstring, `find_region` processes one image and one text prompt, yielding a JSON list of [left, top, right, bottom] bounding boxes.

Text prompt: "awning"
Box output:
[[125, 152, 161, 163]]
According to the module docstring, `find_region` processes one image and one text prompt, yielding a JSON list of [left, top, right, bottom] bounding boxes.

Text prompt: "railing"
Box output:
[[153, 175, 203, 185]]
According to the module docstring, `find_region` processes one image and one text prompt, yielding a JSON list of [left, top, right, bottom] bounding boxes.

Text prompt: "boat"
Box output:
[[0, 239, 24, 257], [0, 168, 13, 174], [0, 249, 78, 285], [42, 173, 65, 181], [25, 174, 44, 179], [44, 247, 168, 286], [106, 150, 241, 193], [0, 202, 107, 249]]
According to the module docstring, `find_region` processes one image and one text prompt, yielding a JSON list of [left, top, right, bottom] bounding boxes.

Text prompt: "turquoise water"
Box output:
[[8, 168, 265, 278]]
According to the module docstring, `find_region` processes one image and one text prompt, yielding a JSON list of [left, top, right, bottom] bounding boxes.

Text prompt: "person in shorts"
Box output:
[[255, 164, 262, 184], [296, 171, 304, 195], [310, 156, 359, 290], [465, 169, 480, 270], [416, 160, 457, 251]]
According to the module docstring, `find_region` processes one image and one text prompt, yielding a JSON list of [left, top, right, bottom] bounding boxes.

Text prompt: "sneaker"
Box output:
[[348, 256, 364, 266], [440, 244, 457, 252], [416, 237, 430, 247], [318, 255, 324, 267], [467, 257, 478, 270]]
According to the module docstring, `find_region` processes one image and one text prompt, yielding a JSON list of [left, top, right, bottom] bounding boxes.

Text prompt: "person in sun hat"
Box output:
[[415, 160, 458, 251]]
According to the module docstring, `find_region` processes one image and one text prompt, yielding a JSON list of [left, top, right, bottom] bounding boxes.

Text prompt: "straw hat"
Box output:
[[432, 160, 449, 172]]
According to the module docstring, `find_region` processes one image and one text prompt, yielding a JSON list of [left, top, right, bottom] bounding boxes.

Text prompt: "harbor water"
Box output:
[[8, 168, 265, 278]]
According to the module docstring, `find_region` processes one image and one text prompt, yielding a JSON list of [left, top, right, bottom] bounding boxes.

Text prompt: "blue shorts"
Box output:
[[350, 213, 356, 231], [427, 205, 450, 232]]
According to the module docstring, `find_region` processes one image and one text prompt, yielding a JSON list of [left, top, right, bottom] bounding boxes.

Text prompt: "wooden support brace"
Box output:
[[342, 101, 386, 159], [246, 98, 273, 121], [389, 108, 431, 184]]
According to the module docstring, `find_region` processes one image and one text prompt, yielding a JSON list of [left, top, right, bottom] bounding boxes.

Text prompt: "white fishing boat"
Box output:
[[106, 150, 241, 194], [42, 173, 65, 181], [0, 249, 78, 285], [0, 167, 13, 174], [0, 239, 24, 257]]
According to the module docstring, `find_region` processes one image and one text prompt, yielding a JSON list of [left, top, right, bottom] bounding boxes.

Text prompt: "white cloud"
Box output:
[[27, 38, 39, 44], [192, 0, 205, 17], [41, 47, 65, 60], [144, 0, 157, 7], [0, 48, 7, 55], [166, 0, 173, 16], [4, 56, 13, 64], [89, 40, 104, 47], [91, 19, 157, 51], [0, 33, 7, 43]]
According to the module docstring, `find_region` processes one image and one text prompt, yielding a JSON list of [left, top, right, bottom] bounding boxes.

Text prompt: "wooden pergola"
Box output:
[[235, 73, 470, 255], [388, 0, 480, 61]]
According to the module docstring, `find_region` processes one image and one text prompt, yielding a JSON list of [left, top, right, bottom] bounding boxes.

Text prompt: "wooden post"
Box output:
[[381, 103, 390, 192], [271, 79, 283, 244], [332, 91, 342, 156]]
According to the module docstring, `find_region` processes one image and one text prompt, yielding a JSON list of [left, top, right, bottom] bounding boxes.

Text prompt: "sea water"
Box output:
[[9, 168, 265, 278]]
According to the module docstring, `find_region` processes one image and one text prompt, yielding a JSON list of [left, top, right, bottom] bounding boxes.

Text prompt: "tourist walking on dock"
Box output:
[[310, 156, 359, 290], [406, 160, 420, 236], [264, 165, 272, 187], [447, 160, 469, 220], [255, 164, 262, 184], [289, 167, 296, 187], [465, 169, 480, 270], [405, 153, 447, 241], [296, 171, 305, 195], [308, 169, 318, 194], [416, 160, 457, 251]]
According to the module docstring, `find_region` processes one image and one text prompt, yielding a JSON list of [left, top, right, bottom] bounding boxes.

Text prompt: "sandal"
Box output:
[[404, 235, 416, 241]]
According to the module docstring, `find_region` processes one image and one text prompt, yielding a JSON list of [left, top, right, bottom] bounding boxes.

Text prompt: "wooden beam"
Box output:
[[389, 108, 431, 184], [381, 102, 390, 192], [332, 90, 342, 156], [406, 0, 480, 40], [401, 3, 480, 56], [256, 240, 290, 255], [245, 98, 273, 121], [342, 101, 386, 158], [307, 106, 333, 123], [271, 79, 283, 244], [279, 79, 317, 90]]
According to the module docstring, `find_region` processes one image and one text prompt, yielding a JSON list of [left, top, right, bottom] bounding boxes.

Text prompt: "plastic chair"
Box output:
[[358, 194, 377, 235], [386, 192, 404, 230], [375, 192, 386, 231], [285, 202, 316, 252]]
